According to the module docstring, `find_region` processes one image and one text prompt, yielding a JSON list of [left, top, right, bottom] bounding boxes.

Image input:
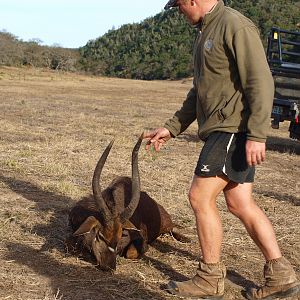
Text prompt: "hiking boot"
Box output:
[[246, 256, 300, 299], [166, 260, 226, 299]]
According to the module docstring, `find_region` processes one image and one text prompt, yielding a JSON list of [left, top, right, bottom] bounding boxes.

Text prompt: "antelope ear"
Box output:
[[73, 216, 100, 236]]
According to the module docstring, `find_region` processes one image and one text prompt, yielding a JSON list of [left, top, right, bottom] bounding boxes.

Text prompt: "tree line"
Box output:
[[0, 30, 79, 72], [1, 0, 299, 79], [79, 0, 300, 80]]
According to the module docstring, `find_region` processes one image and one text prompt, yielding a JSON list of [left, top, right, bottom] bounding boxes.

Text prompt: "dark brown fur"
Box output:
[[66, 136, 188, 271]]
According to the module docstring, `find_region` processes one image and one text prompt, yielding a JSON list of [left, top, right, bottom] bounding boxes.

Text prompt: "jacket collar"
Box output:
[[200, 0, 225, 30]]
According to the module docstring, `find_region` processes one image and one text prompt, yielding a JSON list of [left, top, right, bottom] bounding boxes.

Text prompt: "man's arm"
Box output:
[[164, 83, 198, 138], [144, 81, 198, 152], [233, 26, 274, 142], [232, 26, 274, 165]]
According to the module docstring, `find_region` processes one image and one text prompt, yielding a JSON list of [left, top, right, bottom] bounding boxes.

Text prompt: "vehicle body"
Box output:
[[266, 27, 300, 140]]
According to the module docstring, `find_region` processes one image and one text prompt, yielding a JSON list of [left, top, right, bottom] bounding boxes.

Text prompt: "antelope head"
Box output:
[[73, 134, 143, 271]]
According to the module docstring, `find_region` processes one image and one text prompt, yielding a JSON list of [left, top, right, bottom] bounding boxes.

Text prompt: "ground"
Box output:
[[0, 67, 299, 300]]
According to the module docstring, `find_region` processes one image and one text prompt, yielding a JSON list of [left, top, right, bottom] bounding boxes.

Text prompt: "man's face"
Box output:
[[176, 0, 201, 25]]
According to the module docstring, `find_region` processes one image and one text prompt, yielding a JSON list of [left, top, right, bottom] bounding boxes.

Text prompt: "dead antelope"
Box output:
[[66, 134, 188, 271]]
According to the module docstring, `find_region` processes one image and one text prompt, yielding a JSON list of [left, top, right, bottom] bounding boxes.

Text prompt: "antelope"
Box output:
[[66, 133, 188, 271]]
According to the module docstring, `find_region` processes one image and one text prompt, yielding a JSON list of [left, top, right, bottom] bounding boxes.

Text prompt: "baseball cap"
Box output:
[[164, 0, 178, 10]]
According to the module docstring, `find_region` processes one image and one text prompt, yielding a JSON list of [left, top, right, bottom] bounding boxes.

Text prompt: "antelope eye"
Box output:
[[96, 232, 108, 243], [95, 232, 117, 253]]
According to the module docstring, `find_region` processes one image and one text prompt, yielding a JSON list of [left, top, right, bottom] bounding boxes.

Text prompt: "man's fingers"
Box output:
[[256, 151, 266, 165], [246, 152, 252, 166], [261, 151, 266, 162], [145, 140, 152, 151], [247, 150, 265, 166], [252, 153, 258, 166], [145, 138, 161, 152], [246, 140, 266, 166], [145, 139, 165, 152], [158, 140, 164, 151], [143, 130, 158, 141], [154, 140, 164, 152], [150, 132, 165, 143], [143, 128, 171, 152], [256, 153, 263, 165]]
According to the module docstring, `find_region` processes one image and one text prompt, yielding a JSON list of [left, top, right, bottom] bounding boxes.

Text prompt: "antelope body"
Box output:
[[66, 135, 186, 271]]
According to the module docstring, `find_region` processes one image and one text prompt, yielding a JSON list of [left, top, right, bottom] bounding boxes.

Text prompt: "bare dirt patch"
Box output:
[[0, 67, 299, 299]]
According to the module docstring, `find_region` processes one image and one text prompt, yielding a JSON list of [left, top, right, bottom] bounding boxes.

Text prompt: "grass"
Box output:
[[0, 66, 299, 299]]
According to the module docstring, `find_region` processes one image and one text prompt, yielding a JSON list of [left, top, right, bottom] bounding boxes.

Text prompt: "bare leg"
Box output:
[[224, 181, 281, 260], [189, 175, 229, 263]]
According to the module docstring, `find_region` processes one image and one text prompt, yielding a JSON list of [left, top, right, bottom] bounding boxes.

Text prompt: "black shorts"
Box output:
[[194, 132, 255, 183]]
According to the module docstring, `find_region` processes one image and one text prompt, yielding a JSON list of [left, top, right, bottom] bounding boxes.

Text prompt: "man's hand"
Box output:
[[143, 128, 171, 152], [246, 140, 266, 166]]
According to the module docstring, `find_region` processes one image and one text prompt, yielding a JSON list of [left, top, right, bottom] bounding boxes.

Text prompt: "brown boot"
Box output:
[[246, 257, 300, 299], [166, 260, 226, 299]]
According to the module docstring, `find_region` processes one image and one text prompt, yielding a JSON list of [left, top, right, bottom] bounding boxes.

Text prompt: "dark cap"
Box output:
[[164, 0, 178, 10]]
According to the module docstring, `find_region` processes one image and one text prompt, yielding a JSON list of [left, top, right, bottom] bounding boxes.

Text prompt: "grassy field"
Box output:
[[0, 66, 299, 300]]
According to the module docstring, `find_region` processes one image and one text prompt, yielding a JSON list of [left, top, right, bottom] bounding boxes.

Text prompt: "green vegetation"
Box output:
[[1, 1, 299, 79], [80, 9, 195, 80], [227, 0, 299, 39], [0, 30, 79, 71], [79, 0, 300, 80]]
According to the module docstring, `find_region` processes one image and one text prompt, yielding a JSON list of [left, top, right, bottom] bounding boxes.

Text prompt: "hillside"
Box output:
[[80, 9, 195, 80], [1, 1, 299, 79], [79, 0, 300, 79], [0, 30, 80, 72]]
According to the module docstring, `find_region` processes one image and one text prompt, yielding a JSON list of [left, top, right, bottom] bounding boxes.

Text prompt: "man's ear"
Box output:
[[73, 216, 100, 236]]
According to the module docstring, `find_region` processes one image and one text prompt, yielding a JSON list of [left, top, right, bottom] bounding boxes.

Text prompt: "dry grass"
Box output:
[[0, 66, 299, 300]]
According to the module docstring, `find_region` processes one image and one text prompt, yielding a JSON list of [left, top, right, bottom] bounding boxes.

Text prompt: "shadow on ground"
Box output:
[[151, 240, 257, 297], [254, 187, 300, 206], [4, 243, 167, 300], [267, 136, 300, 155], [176, 133, 201, 143], [227, 269, 258, 290], [1, 173, 258, 299], [0, 173, 73, 252], [0, 174, 192, 298]]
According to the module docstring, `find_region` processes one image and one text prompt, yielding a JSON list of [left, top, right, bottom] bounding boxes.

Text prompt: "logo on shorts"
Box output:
[[201, 165, 211, 172]]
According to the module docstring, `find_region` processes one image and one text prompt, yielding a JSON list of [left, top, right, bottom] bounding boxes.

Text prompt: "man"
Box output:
[[143, 0, 300, 299]]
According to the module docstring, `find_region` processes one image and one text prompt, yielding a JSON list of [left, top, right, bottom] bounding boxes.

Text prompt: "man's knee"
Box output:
[[226, 196, 255, 219], [226, 199, 241, 217], [188, 175, 227, 212], [224, 182, 254, 218], [188, 188, 215, 213], [188, 188, 199, 211]]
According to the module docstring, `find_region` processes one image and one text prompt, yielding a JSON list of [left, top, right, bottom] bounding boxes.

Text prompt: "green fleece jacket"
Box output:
[[164, 0, 274, 142]]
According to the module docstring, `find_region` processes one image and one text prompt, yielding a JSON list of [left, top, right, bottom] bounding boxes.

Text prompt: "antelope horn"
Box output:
[[92, 139, 114, 223], [120, 133, 143, 223]]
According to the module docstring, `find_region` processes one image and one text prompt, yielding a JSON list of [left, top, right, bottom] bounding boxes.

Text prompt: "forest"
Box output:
[[0, 30, 79, 72], [1, 0, 299, 79], [79, 0, 300, 79]]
